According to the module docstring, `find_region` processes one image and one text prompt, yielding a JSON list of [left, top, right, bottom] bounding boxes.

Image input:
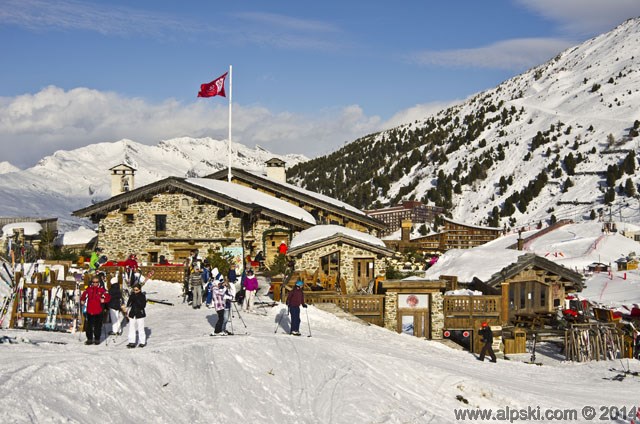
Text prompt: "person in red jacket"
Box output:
[[81, 276, 111, 345], [123, 254, 139, 286]]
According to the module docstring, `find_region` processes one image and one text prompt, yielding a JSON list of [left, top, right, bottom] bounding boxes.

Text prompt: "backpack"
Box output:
[[235, 287, 246, 305]]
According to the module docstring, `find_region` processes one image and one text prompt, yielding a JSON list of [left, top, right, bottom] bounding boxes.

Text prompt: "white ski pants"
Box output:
[[128, 317, 146, 344], [109, 308, 123, 333], [243, 290, 256, 312]]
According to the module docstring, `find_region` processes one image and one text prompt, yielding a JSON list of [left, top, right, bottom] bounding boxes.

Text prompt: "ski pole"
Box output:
[[232, 302, 247, 329], [305, 306, 312, 337], [274, 307, 287, 333]]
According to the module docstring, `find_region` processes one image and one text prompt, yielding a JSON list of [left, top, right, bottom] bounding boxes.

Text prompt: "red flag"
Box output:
[[197, 72, 227, 98]]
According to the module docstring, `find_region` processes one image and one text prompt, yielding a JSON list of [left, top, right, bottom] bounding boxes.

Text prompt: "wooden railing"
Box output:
[[443, 295, 501, 329], [97, 265, 186, 283], [304, 292, 385, 326]]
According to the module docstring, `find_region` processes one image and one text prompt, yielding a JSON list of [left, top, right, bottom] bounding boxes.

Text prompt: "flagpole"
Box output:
[[228, 65, 232, 182]]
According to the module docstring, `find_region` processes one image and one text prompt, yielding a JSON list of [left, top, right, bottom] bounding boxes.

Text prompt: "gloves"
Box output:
[[302, 304, 307, 308]]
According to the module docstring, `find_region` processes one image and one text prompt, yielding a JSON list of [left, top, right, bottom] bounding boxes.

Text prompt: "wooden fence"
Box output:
[[443, 295, 501, 328], [304, 292, 385, 326], [97, 265, 186, 283]]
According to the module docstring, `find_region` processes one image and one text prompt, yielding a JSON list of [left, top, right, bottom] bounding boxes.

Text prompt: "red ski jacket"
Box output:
[[81, 285, 111, 315]]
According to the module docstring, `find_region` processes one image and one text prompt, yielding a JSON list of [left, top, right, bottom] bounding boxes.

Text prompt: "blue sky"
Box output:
[[1, 0, 639, 167]]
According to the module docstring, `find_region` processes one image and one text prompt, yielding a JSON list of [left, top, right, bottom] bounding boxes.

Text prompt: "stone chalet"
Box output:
[[288, 225, 394, 294], [73, 161, 386, 268]]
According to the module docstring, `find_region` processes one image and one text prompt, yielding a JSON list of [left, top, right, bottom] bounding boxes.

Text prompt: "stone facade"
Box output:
[[382, 281, 446, 340], [98, 192, 284, 264], [293, 242, 387, 293]]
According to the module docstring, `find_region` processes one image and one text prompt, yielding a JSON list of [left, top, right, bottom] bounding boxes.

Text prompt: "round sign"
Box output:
[[462, 331, 470, 338], [443, 330, 450, 338]]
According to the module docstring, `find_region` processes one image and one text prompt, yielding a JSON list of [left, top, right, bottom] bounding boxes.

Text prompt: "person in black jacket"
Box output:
[[126, 283, 147, 348], [107, 281, 125, 336], [478, 322, 497, 362], [286, 280, 307, 336]]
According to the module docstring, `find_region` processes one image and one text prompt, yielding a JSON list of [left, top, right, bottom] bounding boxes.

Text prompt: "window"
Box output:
[[123, 213, 134, 224], [320, 251, 340, 276], [155, 214, 167, 233], [149, 252, 158, 263]]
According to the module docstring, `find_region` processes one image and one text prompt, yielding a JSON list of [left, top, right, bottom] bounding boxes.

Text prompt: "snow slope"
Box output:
[[0, 279, 637, 424]]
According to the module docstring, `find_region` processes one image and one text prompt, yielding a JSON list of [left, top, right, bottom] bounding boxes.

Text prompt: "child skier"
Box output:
[[286, 280, 307, 336]]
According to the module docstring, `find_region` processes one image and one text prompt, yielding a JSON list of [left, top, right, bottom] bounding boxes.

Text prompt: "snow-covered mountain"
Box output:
[[0, 137, 307, 230], [289, 17, 640, 228], [0, 161, 20, 175]]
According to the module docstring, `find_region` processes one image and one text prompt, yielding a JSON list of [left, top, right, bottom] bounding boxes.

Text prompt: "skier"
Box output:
[[210, 279, 228, 336], [477, 322, 497, 362], [124, 254, 139, 286], [107, 280, 125, 336], [89, 247, 103, 271], [203, 264, 214, 308], [224, 277, 236, 334], [126, 283, 147, 348], [242, 269, 259, 313], [80, 276, 111, 345], [286, 280, 307, 336], [190, 262, 204, 309]]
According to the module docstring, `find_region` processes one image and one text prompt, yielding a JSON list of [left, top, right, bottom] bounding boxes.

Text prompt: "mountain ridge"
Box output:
[[288, 17, 640, 229]]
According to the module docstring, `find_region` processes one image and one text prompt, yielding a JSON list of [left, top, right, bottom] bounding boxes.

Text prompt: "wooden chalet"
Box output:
[[205, 167, 386, 237], [478, 253, 583, 324], [72, 176, 315, 267]]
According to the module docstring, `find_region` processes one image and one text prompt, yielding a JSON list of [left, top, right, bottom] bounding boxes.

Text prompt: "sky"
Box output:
[[1, 0, 640, 168]]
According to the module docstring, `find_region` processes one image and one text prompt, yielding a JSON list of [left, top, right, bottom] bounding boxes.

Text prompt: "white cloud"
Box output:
[[0, 86, 386, 167], [382, 101, 458, 130], [408, 38, 574, 70], [515, 0, 640, 35]]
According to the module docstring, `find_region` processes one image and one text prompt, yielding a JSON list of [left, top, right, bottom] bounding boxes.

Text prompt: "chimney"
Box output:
[[110, 164, 136, 197], [517, 230, 524, 251], [265, 158, 286, 183], [401, 219, 412, 242]]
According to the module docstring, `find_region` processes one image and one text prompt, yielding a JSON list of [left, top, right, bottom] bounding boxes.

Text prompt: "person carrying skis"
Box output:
[[80, 276, 111, 345], [242, 269, 259, 313], [126, 283, 147, 348], [286, 280, 307, 336], [189, 262, 204, 309], [477, 322, 497, 362], [89, 247, 103, 271], [124, 254, 139, 286], [107, 279, 125, 336]]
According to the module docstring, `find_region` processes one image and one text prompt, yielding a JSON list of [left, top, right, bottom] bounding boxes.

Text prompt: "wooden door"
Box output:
[[353, 258, 374, 291], [397, 310, 430, 338]]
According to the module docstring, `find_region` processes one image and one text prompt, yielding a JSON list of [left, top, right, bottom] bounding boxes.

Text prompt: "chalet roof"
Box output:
[[483, 252, 584, 291], [109, 163, 136, 171], [204, 167, 386, 231], [265, 158, 285, 166], [72, 176, 315, 230], [288, 225, 394, 257]]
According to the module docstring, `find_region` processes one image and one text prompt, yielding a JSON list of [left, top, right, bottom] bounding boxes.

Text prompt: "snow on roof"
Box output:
[[290, 225, 386, 249], [187, 178, 316, 225], [423, 247, 525, 282], [1, 222, 43, 238], [246, 170, 365, 216], [56, 226, 96, 246]]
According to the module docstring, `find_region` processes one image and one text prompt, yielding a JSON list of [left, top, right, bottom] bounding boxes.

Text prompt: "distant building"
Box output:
[[365, 201, 443, 236]]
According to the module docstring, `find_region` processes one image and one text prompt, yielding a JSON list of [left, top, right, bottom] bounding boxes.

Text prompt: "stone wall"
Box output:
[[294, 242, 387, 293], [383, 290, 444, 339], [99, 193, 245, 263]]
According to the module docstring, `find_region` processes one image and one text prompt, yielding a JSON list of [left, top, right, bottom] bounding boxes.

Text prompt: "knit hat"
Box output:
[[481, 322, 488, 327], [295, 280, 304, 287]]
